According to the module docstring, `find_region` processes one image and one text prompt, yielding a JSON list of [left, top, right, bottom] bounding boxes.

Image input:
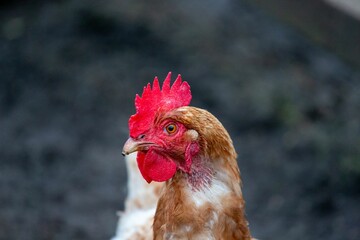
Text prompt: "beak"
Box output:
[[122, 137, 154, 156]]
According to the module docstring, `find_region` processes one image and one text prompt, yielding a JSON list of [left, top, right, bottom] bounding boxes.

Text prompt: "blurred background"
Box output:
[[0, 0, 359, 239]]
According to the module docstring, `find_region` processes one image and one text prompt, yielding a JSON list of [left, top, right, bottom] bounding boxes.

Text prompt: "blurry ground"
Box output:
[[0, 0, 359, 240]]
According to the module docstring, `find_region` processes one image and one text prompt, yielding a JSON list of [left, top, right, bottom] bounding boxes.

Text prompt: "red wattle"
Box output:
[[136, 152, 152, 183], [137, 150, 177, 183]]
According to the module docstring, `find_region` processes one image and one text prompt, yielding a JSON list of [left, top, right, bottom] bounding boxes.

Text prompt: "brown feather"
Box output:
[[153, 106, 252, 239]]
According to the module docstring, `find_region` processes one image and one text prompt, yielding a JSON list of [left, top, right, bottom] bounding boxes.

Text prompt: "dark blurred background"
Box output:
[[0, 0, 359, 239]]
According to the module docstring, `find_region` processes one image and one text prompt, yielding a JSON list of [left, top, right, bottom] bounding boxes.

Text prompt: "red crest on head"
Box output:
[[129, 72, 192, 138]]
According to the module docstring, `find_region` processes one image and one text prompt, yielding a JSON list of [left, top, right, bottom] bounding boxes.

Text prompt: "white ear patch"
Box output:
[[186, 129, 199, 141]]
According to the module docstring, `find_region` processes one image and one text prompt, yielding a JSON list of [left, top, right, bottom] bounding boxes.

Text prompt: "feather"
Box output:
[[112, 153, 164, 240]]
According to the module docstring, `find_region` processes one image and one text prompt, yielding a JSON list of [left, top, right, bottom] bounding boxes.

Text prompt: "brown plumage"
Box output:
[[152, 107, 251, 239]]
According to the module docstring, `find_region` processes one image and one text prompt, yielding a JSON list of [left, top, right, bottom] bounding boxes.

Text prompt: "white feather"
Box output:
[[188, 177, 231, 208], [112, 153, 164, 240]]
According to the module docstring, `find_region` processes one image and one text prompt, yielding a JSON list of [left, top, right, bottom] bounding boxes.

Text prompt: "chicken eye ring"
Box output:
[[164, 123, 177, 134]]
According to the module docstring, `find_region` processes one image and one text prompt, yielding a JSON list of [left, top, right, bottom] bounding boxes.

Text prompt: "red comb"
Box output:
[[129, 72, 192, 137]]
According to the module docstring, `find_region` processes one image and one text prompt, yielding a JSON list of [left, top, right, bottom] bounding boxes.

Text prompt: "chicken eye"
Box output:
[[165, 124, 177, 134]]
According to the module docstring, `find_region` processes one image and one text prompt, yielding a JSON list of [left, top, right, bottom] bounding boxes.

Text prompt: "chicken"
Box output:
[[122, 72, 253, 239], [112, 152, 164, 240]]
